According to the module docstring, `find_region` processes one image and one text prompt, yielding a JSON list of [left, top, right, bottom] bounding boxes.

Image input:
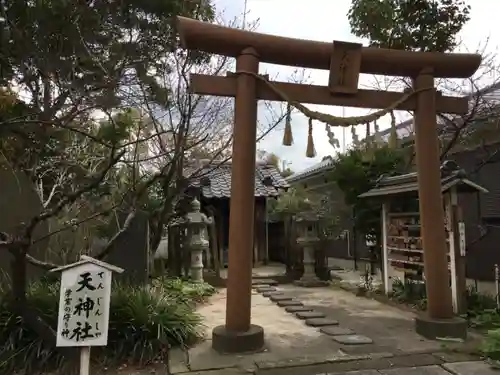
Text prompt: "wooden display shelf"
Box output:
[[378, 186, 483, 315], [385, 209, 452, 275], [389, 258, 423, 266], [387, 212, 420, 218], [387, 235, 421, 241], [387, 235, 448, 243], [387, 246, 423, 254], [389, 258, 451, 270]]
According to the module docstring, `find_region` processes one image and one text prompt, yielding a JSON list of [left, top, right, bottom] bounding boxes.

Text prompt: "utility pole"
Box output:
[[342, 106, 346, 152], [242, 0, 248, 29]]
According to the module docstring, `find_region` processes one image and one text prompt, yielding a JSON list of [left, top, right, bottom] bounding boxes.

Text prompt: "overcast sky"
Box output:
[[212, 0, 500, 173]]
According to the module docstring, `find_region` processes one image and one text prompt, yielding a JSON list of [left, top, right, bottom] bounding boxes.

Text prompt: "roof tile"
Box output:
[[286, 156, 335, 183], [184, 162, 289, 199]]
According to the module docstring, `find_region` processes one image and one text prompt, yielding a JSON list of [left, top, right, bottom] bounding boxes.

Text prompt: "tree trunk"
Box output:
[[10, 247, 79, 373]]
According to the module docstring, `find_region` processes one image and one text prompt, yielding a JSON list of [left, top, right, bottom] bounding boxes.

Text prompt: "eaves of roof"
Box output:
[[286, 156, 335, 183], [359, 170, 488, 199]]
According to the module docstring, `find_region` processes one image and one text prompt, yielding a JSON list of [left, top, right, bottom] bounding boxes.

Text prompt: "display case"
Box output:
[[359, 165, 488, 314], [380, 200, 459, 311], [385, 209, 451, 279]]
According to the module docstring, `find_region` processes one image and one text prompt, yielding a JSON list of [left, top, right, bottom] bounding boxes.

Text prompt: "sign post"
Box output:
[[51, 255, 124, 375]]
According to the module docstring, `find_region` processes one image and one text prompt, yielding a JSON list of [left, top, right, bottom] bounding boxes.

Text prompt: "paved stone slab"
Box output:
[[332, 334, 373, 345], [332, 371, 380, 375], [433, 351, 481, 363], [256, 286, 276, 293], [255, 353, 354, 370], [289, 353, 442, 374], [269, 294, 294, 302], [295, 311, 326, 320], [168, 348, 189, 374], [277, 299, 303, 307], [320, 326, 354, 336], [383, 354, 443, 368], [305, 317, 339, 327], [338, 344, 397, 356], [443, 361, 499, 375], [262, 291, 283, 297], [284, 305, 313, 313], [380, 365, 451, 374], [252, 278, 278, 286]]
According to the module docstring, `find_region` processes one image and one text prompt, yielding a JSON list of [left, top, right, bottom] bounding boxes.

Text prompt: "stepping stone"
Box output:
[[256, 286, 276, 293], [263, 291, 283, 297], [253, 284, 269, 289], [443, 361, 500, 375], [332, 335, 373, 345], [252, 279, 278, 286], [296, 311, 325, 320], [305, 318, 338, 327], [277, 300, 303, 307], [252, 279, 268, 285], [320, 326, 354, 336], [285, 305, 313, 313], [269, 294, 293, 302]]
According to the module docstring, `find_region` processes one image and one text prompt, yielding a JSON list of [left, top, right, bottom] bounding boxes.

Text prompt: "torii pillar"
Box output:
[[212, 47, 265, 352], [175, 16, 481, 350]]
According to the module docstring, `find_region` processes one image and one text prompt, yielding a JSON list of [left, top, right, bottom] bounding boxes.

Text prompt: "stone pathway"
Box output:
[[255, 282, 375, 349], [255, 358, 498, 375], [166, 281, 491, 375]]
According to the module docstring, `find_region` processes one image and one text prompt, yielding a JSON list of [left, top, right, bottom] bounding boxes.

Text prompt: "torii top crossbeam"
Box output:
[[176, 17, 481, 79]]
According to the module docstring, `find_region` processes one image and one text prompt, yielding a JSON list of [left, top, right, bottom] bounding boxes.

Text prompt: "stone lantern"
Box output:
[[185, 198, 212, 282], [294, 210, 327, 287]]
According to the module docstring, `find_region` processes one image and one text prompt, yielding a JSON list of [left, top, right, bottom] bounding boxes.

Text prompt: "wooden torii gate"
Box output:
[[176, 16, 481, 352]]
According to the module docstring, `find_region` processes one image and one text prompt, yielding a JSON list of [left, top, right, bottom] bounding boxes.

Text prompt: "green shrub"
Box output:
[[0, 277, 210, 374], [481, 329, 500, 361], [466, 285, 497, 316], [390, 280, 499, 321], [152, 276, 217, 304], [390, 278, 427, 309], [0, 280, 62, 373]]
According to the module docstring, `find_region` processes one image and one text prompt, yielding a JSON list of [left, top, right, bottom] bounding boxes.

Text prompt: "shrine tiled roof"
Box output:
[[286, 156, 335, 183], [184, 161, 289, 199], [358, 162, 488, 199]]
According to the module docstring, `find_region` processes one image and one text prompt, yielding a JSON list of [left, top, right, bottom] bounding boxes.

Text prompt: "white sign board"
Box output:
[[458, 222, 466, 257], [54, 257, 122, 347]]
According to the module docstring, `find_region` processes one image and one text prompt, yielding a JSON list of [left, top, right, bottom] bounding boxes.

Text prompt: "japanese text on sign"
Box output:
[[55, 261, 114, 347]]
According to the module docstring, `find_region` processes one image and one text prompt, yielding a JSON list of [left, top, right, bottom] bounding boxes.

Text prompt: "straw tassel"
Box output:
[[282, 104, 293, 146], [306, 118, 316, 158], [373, 119, 383, 146], [388, 110, 399, 149], [351, 125, 359, 146], [362, 122, 373, 162]]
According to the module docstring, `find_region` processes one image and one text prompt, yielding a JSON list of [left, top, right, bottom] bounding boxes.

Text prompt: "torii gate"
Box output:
[[176, 16, 481, 353]]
